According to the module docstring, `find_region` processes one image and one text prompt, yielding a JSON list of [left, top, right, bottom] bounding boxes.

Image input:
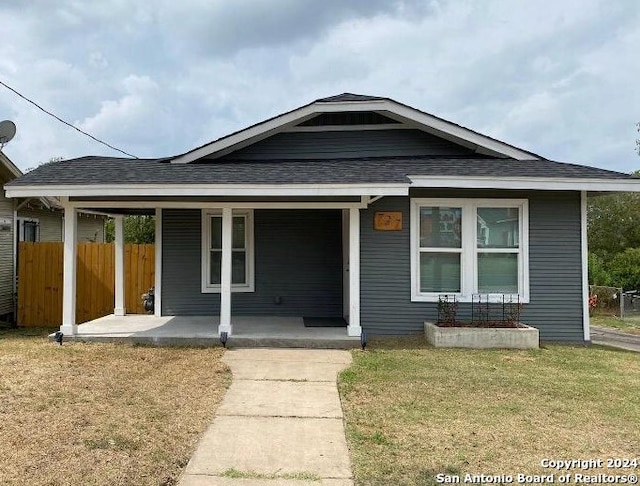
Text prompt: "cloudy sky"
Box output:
[[0, 0, 638, 173]]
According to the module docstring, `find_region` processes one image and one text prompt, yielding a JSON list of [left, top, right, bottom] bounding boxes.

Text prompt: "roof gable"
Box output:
[[0, 150, 22, 181], [295, 111, 400, 127], [315, 93, 388, 102], [211, 129, 481, 161], [171, 93, 542, 164]]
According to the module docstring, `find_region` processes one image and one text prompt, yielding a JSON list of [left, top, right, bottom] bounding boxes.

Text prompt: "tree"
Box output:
[[588, 191, 640, 259], [609, 247, 640, 291], [586, 125, 640, 290], [588, 253, 611, 286], [105, 215, 155, 244]]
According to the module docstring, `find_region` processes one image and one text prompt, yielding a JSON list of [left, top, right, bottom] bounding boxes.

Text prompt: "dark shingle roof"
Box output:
[[316, 93, 387, 103], [7, 155, 633, 187]]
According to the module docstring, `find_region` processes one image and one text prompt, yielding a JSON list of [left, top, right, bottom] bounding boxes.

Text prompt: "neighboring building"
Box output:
[[16, 204, 106, 243], [5, 94, 640, 341], [0, 151, 106, 322]]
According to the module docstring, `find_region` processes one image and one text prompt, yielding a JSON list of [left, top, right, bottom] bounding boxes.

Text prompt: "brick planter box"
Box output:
[[424, 321, 539, 349]]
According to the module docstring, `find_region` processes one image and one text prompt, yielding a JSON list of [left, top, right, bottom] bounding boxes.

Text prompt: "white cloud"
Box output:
[[0, 0, 638, 173], [88, 52, 109, 70]]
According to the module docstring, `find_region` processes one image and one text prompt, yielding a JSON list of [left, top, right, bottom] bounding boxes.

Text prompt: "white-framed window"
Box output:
[[201, 209, 255, 293], [17, 218, 40, 242], [410, 198, 529, 302]]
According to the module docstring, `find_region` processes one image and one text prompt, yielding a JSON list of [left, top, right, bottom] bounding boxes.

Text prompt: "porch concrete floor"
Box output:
[[61, 315, 360, 349]]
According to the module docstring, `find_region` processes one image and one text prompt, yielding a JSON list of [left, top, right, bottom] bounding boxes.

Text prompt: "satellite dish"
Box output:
[[0, 120, 16, 146]]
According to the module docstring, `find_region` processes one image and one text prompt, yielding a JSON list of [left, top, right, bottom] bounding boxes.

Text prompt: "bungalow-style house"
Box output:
[[0, 151, 106, 323], [4, 94, 640, 341]]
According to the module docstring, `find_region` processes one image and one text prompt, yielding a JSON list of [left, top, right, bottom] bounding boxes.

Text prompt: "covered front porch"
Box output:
[[61, 314, 361, 348], [57, 197, 374, 345]]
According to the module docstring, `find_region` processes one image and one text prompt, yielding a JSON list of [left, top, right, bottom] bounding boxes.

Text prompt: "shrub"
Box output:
[[588, 253, 612, 286], [609, 247, 640, 291]]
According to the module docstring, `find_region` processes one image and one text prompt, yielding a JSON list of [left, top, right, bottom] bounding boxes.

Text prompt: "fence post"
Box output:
[[620, 288, 624, 318]]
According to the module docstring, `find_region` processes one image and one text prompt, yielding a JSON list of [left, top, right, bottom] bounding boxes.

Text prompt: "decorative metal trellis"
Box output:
[[436, 294, 524, 328], [471, 294, 523, 327], [436, 294, 458, 326]]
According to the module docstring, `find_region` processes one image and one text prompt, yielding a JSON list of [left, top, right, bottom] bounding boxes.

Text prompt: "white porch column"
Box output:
[[581, 191, 590, 342], [114, 215, 125, 316], [61, 205, 78, 335], [219, 207, 233, 336], [154, 208, 162, 317], [347, 207, 362, 337]]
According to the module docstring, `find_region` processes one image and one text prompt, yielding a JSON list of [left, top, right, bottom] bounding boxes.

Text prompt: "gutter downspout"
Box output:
[[581, 191, 590, 342]]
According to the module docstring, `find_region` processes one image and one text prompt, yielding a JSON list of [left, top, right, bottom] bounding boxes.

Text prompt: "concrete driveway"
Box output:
[[591, 326, 640, 352]]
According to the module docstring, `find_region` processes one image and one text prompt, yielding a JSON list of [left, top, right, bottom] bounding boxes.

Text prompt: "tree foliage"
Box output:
[[586, 127, 640, 290], [588, 253, 611, 286], [609, 248, 640, 291], [588, 191, 640, 260], [105, 215, 155, 244]]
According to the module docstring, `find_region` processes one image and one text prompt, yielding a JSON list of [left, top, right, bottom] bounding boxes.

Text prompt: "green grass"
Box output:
[[339, 336, 640, 486], [591, 315, 640, 334], [221, 468, 320, 481]]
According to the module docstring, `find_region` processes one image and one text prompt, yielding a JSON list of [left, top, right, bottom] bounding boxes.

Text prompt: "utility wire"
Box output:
[[0, 79, 138, 159]]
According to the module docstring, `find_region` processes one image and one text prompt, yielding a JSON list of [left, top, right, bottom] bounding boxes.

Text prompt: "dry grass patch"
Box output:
[[0, 328, 231, 486], [339, 336, 640, 485]]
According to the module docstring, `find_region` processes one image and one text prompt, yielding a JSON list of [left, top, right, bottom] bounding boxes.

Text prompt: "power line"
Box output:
[[0, 79, 138, 159]]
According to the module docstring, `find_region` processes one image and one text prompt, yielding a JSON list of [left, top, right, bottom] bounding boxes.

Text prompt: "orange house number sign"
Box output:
[[374, 211, 402, 231]]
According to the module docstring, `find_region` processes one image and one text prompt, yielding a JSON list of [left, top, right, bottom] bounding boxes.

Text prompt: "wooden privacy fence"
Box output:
[[17, 242, 155, 327]]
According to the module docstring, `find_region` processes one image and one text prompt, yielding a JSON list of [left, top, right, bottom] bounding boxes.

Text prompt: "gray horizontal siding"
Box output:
[[17, 207, 62, 241], [527, 193, 583, 341], [215, 129, 477, 160], [77, 214, 106, 242], [16, 207, 105, 243], [162, 209, 342, 317], [0, 193, 14, 316], [361, 191, 585, 342]]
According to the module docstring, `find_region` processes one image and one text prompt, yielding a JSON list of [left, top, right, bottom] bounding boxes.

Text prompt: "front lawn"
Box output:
[[591, 315, 640, 335], [0, 328, 231, 485], [339, 337, 640, 485]]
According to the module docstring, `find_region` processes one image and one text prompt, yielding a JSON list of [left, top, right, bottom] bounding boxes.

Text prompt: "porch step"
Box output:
[[225, 336, 361, 349], [52, 333, 361, 349]]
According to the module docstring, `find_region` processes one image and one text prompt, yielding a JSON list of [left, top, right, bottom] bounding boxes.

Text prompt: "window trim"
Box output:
[[410, 198, 529, 303], [17, 217, 40, 242], [201, 209, 255, 293]]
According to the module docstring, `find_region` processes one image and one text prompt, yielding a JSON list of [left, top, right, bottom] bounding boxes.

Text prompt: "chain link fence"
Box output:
[[622, 291, 640, 316], [589, 285, 640, 317]]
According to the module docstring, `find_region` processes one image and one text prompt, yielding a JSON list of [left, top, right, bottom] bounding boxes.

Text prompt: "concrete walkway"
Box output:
[[179, 349, 354, 486]]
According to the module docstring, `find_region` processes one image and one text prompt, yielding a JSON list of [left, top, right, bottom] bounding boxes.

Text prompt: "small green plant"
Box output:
[[220, 468, 320, 481], [371, 430, 392, 446]]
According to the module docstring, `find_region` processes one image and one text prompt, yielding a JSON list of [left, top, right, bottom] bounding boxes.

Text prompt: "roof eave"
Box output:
[[4, 183, 410, 199], [0, 150, 23, 178], [8, 176, 640, 199], [409, 175, 640, 192], [1, 152, 61, 208]]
